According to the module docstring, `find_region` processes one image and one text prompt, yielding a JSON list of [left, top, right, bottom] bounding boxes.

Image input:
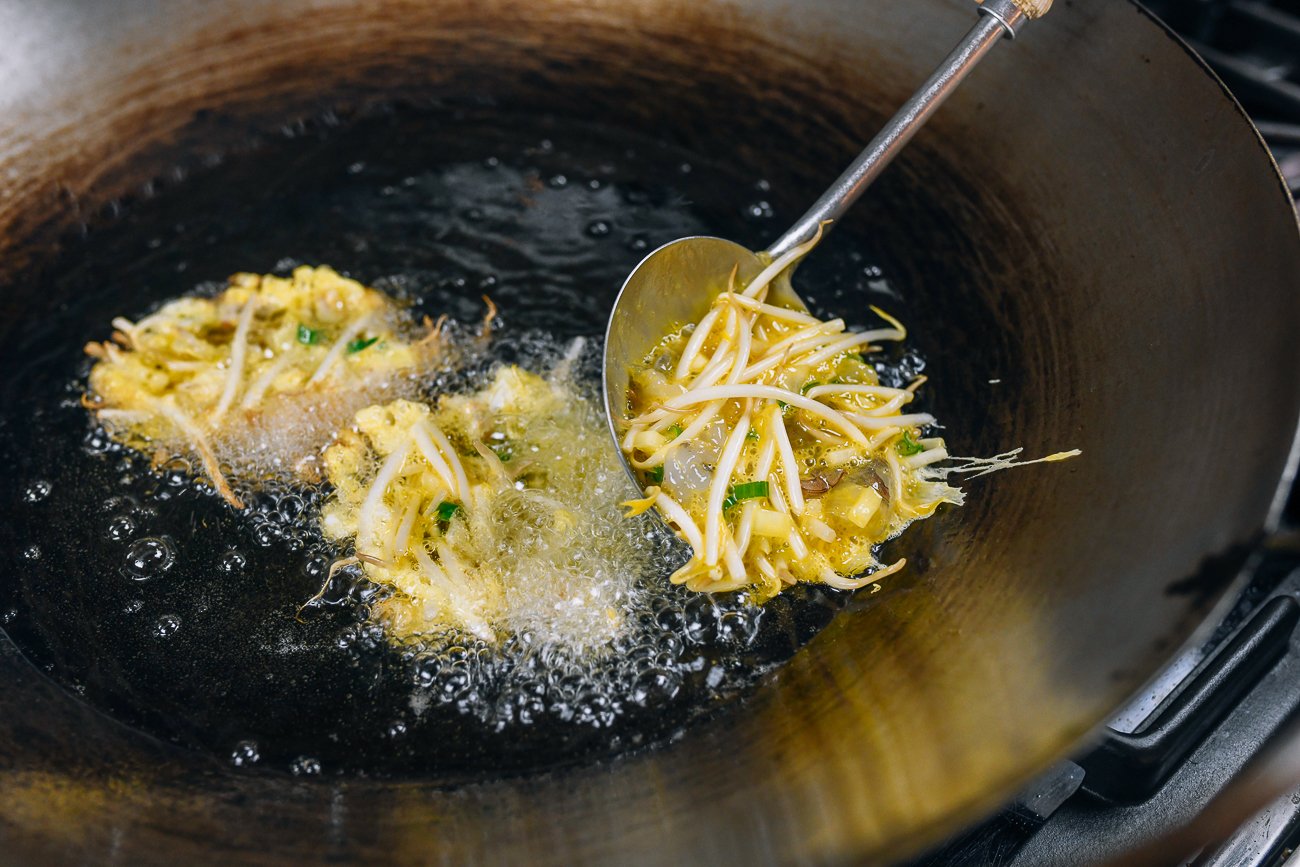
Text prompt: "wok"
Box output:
[[0, 0, 1297, 864]]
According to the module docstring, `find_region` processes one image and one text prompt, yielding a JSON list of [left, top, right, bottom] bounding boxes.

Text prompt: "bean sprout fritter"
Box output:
[[84, 266, 438, 506], [320, 364, 648, 648], [619, 233, 1075, 600]]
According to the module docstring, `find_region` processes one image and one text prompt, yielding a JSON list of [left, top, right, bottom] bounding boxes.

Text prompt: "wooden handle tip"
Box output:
[[1012, 0, 1053, 18]]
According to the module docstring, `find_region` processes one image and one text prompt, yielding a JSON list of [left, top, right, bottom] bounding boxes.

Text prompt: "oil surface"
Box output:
[[0, 105, 914, 779]]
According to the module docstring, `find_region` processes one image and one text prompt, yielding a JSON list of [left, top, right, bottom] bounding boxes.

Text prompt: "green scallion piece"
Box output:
[[799, 380, 821, 395], [346, 335, 380, 354], [723, 480, 769, 510], [897, 431, 924, 456], [667, 423, 684, 439], [745, 429, 760, 441], [435, 501, 461, 522], [648, 466, 665, 484], [296, 324, 321, 345]]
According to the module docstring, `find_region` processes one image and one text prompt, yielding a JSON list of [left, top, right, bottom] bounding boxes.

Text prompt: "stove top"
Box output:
[[911, 3, 1300, 864], [1147, 0, 1300, 194]]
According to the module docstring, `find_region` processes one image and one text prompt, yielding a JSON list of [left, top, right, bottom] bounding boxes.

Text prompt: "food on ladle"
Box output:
[[618, 238, 1076, 600], [319, 363, 649, 648], [84, 266, 440, 507]]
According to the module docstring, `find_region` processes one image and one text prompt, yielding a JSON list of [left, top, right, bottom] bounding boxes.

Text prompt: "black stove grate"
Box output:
[[1144, 0, 1300, 193]]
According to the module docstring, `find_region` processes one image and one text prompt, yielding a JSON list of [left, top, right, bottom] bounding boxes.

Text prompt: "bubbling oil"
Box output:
[[0, 104, 908, 777]]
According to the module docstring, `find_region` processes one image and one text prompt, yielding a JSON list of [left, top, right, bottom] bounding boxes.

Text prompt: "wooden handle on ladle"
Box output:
[[982, 0, 1053, 20], [1009, 0, 1053, 18]]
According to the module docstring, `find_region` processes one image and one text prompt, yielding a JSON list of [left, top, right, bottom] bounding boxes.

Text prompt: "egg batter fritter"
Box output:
[[84, 266, 442, 506]]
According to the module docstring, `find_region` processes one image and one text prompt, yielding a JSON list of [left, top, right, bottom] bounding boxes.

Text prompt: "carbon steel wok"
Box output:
[[0, 0, 1297, 864]]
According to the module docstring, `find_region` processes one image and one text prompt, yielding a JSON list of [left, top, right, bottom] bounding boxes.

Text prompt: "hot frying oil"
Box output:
[[0, 105, 909, 778]]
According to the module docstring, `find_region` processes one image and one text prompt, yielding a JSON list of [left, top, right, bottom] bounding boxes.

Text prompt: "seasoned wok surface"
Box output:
[[0, 0, 1296, 864]]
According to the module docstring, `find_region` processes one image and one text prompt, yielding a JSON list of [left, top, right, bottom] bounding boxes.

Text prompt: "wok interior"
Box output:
[[1, 0, 1298, 863]]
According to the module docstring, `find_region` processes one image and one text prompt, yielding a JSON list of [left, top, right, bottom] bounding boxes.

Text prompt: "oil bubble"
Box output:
[[631, 668, 682, 706], [230, 740, 260, 766], [291, 756, 322, 776], [302, 555, 329, 579], [717, 610, 762, 647], [22, 545, 41, 561], [23, 481, 51, 503], [251, 522, 280, 547], [105, 514, 137, 542], [123, 536, 176, 581], [83, 429, 114, 454], [152, 614, 181, 638], [219, 550, 248, 575]]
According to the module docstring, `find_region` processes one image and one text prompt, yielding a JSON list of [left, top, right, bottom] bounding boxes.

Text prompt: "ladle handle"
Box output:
[[765, 0, 1049, 259]]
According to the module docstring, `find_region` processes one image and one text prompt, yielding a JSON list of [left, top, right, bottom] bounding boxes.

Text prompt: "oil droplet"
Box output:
[[122, 536, 176, 581], [22, 545, 41, 561]]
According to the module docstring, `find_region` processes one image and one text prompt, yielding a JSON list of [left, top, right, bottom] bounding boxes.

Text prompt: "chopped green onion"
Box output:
[[491, 443, 514, 462], [723, 480, 770, 510], [435, 501, 461, 522], [667, 423, 684, 439], [897, 431, 924, 456], [647, 466, 664, 484], [800, 380, 821, 395], [347, 335, 379, 354], [296, 324, 321, 345], [745, 429, 760, 441], [777, 400, 790, 414]]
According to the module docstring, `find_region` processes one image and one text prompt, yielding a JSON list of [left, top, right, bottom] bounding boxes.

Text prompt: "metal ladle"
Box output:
[[603, 0, 1052, 477]]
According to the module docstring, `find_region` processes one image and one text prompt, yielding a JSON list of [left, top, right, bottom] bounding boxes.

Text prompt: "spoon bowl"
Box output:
[[602, 236, 777, 478]]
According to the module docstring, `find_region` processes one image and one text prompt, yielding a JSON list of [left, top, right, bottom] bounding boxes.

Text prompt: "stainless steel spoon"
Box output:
[[603, 0, 1052, 477]]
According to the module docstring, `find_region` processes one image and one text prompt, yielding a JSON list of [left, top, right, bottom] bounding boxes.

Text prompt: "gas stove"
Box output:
[[911, 3, 1300, 864]]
